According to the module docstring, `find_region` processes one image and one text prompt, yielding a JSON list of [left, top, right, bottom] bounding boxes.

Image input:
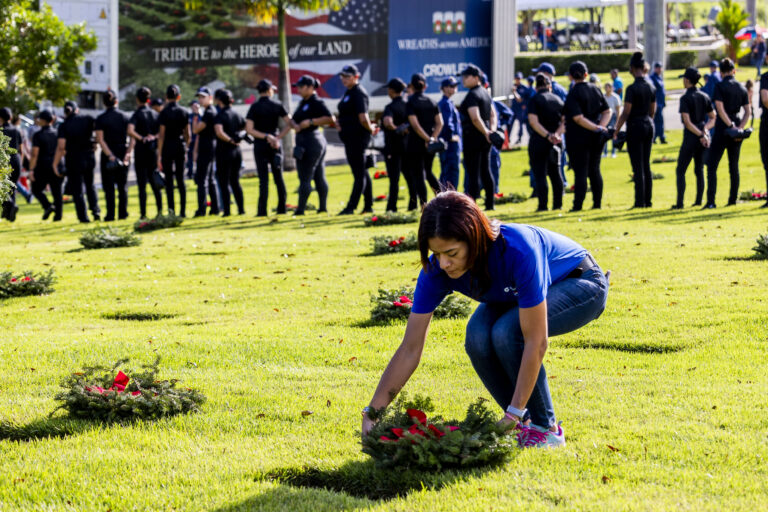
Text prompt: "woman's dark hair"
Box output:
[[166, 84, 181, 100], [418, 191, 500, 294], [0, 107, 11, 123], [629, 52, 645, 71], [136, 86, 151, 103], [535, 73, 551, 90], [720, 58, 735, 73], [568, 61, 587, 80], [410, 73, 427, 92], [104, 89, 117, 107], [216, 88, 233, 106]]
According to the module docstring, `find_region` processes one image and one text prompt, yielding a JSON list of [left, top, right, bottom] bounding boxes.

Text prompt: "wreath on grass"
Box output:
[[363, 212, 418, 227], [370, 233, 417, 255], [362, 394, 516, 470], [753, 231, 768, 259], [0, 269, 56, 299], [134, 213, 183, 233], [492, 192, 528, 205], [53, 358, 205, 422], [80, 227, 141, 249], [370, 287, 472, 323], [739, 189, 768, 201]]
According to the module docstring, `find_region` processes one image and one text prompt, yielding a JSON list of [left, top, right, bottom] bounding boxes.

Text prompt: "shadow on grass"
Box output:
[[0, 417, 92, 442], [349, 318, 404, 329], [720, 255, 767, 262], [101, 311, 177, 321], [557, 339, 687, 353], [187, 251, 229, 256]]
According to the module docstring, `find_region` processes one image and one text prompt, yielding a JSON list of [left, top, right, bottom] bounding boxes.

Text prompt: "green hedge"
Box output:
[[515, 50, 697, 75]]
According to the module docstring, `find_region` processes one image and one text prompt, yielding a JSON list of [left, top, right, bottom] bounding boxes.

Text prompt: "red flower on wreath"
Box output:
[[370, 216, 379, 223], [379, 409, 460, 442], [85, 370, 141, 396], [10, 278, 17, 283], [22, 276, 32, 282], [388, 240, 400, 247]]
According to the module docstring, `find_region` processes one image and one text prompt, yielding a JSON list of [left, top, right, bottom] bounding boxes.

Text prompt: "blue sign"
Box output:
[[387, 0, 492, 92]]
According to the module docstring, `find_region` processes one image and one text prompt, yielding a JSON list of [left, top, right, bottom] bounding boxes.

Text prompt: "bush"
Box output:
[[134, 213, 183, 232], [363, 212, 418, 227], [515, 49, 699, 75], [753, 231, 768, 259], [667, 51, 696, 70], [362, 394, 516, 470], [79, 227, 141, 249], [370, 233, 418, 255], [53, 358, 205, 422], [370, 287, 472, 323], [0, 269, 56, 299]]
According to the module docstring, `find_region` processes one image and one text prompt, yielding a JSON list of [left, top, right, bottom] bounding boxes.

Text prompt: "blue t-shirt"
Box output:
[[412, 224, 587, 313]]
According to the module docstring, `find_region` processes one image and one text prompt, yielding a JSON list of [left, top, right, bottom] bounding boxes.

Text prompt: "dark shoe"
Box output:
[[535, 207, 548, 212], [761, 202, 768, 208], [316, 209, 327, 214], [8, 206, 18, 222], [193, 211, 206, 218], [360, 208, 373, 214], [645, 202, 652, 208], [569, 207, 582, 212], [118, 214, 129, 220], [691, 202, 702, 207], [209, 209, 220, 215], [660, 139, 668, 144], [702, 203, 716, 210], [79, 218, 91, 223], [671, 204, 683, 210], [529, 190, 537, 198], [103, 216, 115, 222], [42, 206, 55, 220], [221, 212, 231, 217], [337, 209, 354, 216], [592, 205, 601, 210], [52, 216, 62, 222], [726, 200, 736, 206], [92, 213, 101, 221]]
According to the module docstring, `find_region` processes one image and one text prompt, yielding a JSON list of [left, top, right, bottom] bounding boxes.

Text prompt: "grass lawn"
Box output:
[[1, 124, 767, 511]]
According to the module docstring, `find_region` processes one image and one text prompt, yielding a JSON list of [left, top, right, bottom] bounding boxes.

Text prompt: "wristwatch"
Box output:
[[505, 404, 527, 420], [362, 406, 373, 419]]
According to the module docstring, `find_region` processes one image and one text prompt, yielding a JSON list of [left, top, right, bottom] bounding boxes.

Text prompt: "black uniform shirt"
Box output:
[[713, 75, 749, 128], [58, 114, 95, 157], [624, 76, 656, 120], [1, 124, 22, 152], [527, 91, 564, 141], [459, 85, 492, 146], [382, 95, 407, 153], [246, 96, 288, 135], [679, 87, 713, 134], [158, 101, 188, 154], [128, 105, 159, 155], [32, 125, 58, 169], [197, 105, 218, 155], [214, 106, 245, 154], [95, 107, 130, 158], [564, 82, 609, 141], [761, 72, 768, 121], [292, 93, 332, 132], [405, 91, 439, 150], [337, 83, 369, 142]]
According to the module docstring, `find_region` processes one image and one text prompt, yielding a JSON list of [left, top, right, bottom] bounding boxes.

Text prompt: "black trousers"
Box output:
[[31, 165, 63, 219], [253, 141, 286, 216], [162, 148, 186, 215], [706, 128, 742, 206], [463, 142, 495, 210], [100, 153, 129, 220], [195, 151, 219, 215], [760, 121, 768, 198], [342, 138, 373, 212], [295, 131, 328, 215], [405, 149, 438, 209], [64, 154, 91, 222], [384, 151, 407, 212], [675, 133, 706, 206], [566, 134, 604, 210], [82, 153, 100, 216], [216, 147, 244, 215], [529, 137, 563, 210], [134, 150, 163, 217], [626, 118, 654, 208]]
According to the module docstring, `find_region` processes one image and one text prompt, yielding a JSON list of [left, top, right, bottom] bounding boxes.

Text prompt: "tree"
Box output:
[[715, 0, 750, 62], [0, 1, 97, 113], [223, 0, 348, 169]]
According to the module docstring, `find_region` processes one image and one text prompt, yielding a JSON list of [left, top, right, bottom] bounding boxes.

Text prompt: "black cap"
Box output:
[[568, 61, 588, 78], [196, 86, 212, 97], [339, 64, 359, 76], [166, 84, 181, 99], [458, 64, 481, 77], [38, 109, 54, 123], [150, 97, 164, 107], [0, 107, 11, 121], [410, 73, 426, 86], [386, 77, 406, 93], [678, 67, 701, 84], [63, 100, 79, 115], [293, 75, 319, 88], [256, 79, 276, 93]]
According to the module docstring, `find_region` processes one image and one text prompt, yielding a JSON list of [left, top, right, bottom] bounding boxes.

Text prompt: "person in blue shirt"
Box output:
[[649, 62, 667, 143], [610, 69, 624, 99], [360, 191, 609, 448], [701, 61, 722, 99], [437, 76, 462, 190]]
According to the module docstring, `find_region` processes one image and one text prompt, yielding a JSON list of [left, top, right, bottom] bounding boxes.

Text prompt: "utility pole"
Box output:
[[492, 0, 517, 99], [644, 0, 666, 67], [627, 0, 637, 50]]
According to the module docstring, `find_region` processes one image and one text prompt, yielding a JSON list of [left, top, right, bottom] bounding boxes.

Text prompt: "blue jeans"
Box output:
[[464, 266, 609, 428], [653, 106, 666, 142], [439, 141, 461, 189], [490, 146, 501, 194]]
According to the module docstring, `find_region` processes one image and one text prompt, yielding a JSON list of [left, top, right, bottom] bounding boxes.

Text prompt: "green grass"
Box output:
[[1, 124, 767, 510]]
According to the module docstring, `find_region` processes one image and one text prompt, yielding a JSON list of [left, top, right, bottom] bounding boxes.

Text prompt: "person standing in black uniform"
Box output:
[[526, 74, 565, 211], [672, 68, 716, 209], [157, 84, 190, 216], [191, 86, 219, 217], [0, 108, 23, 221], [337, 65, 376, 215], [760, 69, 768, 208], [245, 79, 292, 217], [613, 52, 656, 208], [458, 64, 496, 211], [29, 110, 63, 220], [128, 87, 163, 218], [381, 78, 412, 212], [290, 75, 335, 215], [405, 73, 443, 207], [704, 58, 752, 209], [95, 90, 133, 221], [53, 101, 97, 223], [213, 89, 246, 217], [564, 61, 611, 211]]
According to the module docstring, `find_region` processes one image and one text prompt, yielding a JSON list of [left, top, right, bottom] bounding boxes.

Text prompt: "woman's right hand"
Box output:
[[361, 414, 376, 439]]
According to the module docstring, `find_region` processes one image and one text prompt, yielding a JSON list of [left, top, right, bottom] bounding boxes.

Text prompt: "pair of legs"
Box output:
[[295, 132, 328, 215], [675, 133, 706, 207], [194, 151, 219, 216], [162, 150, 186, 216], [384, 151, 409, 212], [627, 119, 654, 208], [341, 138, 373, 213], [566, 134, 604, 211], [706, 129, 743, 206], [529, 138, 563, 211], [463, 142, 495, 210], [438, 141, 461, 192], [216, 148, 244, 216], [761, 122, 768, 206], [465, 266, 609, 429], [254, 142, 286, 216], [405, 149, 439, 208], [134, 151, 163, 218], [653, 106, 666, 143], [1, 156, 21, 221], [100, 154, 129, 221], [31, 166, 63, 220]]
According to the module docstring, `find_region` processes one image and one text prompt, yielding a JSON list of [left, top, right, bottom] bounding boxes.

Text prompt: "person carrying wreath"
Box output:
[[361, 191, 610, 448]]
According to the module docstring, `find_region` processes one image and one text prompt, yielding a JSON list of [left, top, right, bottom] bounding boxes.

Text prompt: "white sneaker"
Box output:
[[518, 423, 565, 448]]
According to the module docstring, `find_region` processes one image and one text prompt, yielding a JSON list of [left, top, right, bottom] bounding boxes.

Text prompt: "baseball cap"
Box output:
[[0, 107, 12, 121], [678, 67, 701, 84], [387, 77, 407, 92], [339, 64, 359, 76], [150, 98, 164, 107], [709, 60, 719, 68], [532, 62, 556, 75], [38, 109, 54, 123], [293, 75, 319, 88], [440, 76, 458, 88], [196, 86, 212, 97], [189, 99, 199, 106], [458, 64, 481, 77], [256, 79, 277, 93], [653, 61, 662, 68], [514, 71, 524, 79], [410, 73, 427, 87], [526, 75, 535, 84]]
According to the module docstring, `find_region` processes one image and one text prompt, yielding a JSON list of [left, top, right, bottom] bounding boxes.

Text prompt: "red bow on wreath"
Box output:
[[85, 371, 141, 396], [379, 408, 459, 442], [392, 295, 413, 308]]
